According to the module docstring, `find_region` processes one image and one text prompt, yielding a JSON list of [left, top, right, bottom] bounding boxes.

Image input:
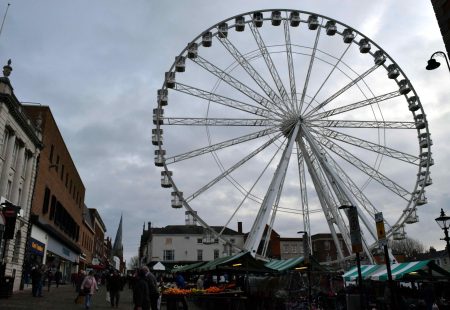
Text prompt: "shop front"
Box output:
[[46, 235, 79, 284]]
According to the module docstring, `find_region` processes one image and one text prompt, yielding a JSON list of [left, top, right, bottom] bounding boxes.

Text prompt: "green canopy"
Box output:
[[343, 260, 450, 281], [172, 261, 206, 273], [194, 251, 271, 273], [265, 256, 305, 272]]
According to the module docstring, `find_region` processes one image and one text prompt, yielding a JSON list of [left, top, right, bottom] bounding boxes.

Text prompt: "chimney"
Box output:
[[147, 222, 151, 231], [238, 221, 242, 233]]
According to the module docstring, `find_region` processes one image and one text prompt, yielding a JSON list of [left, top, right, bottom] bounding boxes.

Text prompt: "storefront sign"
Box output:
[[29, 238, 45, 256], [47, 235, 78, 262]]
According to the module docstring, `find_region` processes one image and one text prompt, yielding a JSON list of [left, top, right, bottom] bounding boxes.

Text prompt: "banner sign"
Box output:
[[348, 207, 363, 253], [375, 212, 387, 246], [29, 238, 45, 256]]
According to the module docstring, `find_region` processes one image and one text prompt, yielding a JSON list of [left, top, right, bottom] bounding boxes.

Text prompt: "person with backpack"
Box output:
[[81, 270, 98, 309]]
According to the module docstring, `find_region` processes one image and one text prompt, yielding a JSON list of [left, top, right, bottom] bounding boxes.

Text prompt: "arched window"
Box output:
[[12, 230, 22, 263]]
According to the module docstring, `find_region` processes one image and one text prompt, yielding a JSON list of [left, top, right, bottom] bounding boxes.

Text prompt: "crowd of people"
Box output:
[[29, 263, 63, 297]]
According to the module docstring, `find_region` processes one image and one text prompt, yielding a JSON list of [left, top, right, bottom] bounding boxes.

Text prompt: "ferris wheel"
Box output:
[[153, 9, 433, 262]]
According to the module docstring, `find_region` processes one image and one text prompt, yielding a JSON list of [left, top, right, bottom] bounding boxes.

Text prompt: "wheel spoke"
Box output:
[[218, 35, 290, 114], [308, 90, 402, 120], [186, 133, 283, 202], [304, 63, 381, 117], [296, 144, 311, 250], [298, 19, 323, 113], [306, 120, 416, 129], [303, 43, 352, 114], [165, 127, 279, 165], [174, 82, 276, 118], [313, 127, 419, 165], [162, 117, 278, 127], [284, 18, 298, 111], [191, 55, 285, 117], [309, 130, 411, 199], [249, 22, 291, 108]]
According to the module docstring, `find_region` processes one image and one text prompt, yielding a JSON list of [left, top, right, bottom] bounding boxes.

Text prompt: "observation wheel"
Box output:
[[153, 9, 433, 262]]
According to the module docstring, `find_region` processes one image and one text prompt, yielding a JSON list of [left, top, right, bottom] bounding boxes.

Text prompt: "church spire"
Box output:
[[112, 214, 123, 259]]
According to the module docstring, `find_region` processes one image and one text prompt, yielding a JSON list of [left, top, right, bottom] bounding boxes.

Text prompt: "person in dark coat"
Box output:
[[55, 269, 62, 288], [107, 270, 123, 308], [142, 266, 160, 310], [31, 264, 43, 297], [133, 268, 150, 310]]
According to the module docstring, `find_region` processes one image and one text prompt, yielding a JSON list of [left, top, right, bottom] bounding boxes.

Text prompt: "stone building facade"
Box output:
[[0, 61, 42, 291]]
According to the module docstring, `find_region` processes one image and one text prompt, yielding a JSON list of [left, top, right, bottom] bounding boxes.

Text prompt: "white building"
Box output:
[[0, 60, 42, 292], [139, 214, 245, 268]]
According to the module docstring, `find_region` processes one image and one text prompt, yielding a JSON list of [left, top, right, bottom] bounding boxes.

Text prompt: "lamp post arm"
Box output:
[[431, 51, 450, 72]]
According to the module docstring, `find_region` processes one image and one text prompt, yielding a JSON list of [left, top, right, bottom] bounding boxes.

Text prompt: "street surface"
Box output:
[[0, 283, 134, 310]]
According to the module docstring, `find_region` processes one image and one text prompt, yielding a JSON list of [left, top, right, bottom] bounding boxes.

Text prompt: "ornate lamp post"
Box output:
[[426, 51, 450, 72], [435, 208, 450, 259]]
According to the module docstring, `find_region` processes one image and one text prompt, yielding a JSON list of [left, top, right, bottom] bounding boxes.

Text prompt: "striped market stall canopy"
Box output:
[[265, 256, 305, 272], [343, 260, 450, 281]]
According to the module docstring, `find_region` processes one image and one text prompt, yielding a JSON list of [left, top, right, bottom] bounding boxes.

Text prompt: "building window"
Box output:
[[42, 187, 50, 214], [163, 250, 174, 261], [11, 141, 19, 168], [230, 238, 235, 244], [1, 129, 10, 157], [49, 145, 54, 162], [283, 244, 290, 253], [291, 245, 297, 253], [165, 238, 172, 245], [214, 249, 220, 259], [61, 165, 65, 180], [197, 238, 202, 244], [65, 173, 69, 187], [49, 195, 57, 220], [214, 238, 219, 243], [12, 230, 21, 263], [197, 249, 203, 261], [324, 241, 330, 251], [55, 155, 60, 172], [6, 180, 12, 199], [184, 236, 190, 239]]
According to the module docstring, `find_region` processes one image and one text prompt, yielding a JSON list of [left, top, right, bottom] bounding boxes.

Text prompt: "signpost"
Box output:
[[375, 212, 394, 308]]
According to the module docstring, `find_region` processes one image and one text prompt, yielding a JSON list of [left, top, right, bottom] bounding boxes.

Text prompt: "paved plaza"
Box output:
[[0, 283, 134, 310]]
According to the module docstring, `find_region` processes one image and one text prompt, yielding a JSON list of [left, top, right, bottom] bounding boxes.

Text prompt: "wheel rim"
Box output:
[[154, 9, 433, 262]]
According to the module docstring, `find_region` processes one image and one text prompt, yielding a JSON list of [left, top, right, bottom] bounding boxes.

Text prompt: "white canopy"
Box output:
[[152, 261, 166, 271]]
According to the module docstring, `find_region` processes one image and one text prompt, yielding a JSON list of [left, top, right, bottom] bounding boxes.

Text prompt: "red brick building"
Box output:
[[23, 105, 85, 282]]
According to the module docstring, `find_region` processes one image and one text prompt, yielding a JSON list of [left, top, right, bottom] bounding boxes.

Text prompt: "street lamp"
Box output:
[[426, 51, 450, 72], [435, 208, 450, 260], [298, 230, 312, 309]]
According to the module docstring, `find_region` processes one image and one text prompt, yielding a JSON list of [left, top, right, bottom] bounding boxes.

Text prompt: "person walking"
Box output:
[[31, 264, 44, 297], [142, 266, 160, 310], [55, 269, 62, 288], [107, 270, 123, 308], [81, 270, 98, 310], [133, 268, 150, 310]]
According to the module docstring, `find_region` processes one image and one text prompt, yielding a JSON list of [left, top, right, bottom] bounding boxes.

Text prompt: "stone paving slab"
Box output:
[[0, 283, 135, 310]]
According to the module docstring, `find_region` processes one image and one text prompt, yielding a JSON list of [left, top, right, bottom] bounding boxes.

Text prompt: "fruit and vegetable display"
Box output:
[[162, 285, 228, 295]]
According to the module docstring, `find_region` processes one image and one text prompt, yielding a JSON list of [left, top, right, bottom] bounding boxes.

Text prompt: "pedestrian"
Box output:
[[141, 266, 160, 310], [55, 269, 62, 288], [133, 268, 150, 310], [107, 270, 123, 308], [422, 282, 436, 310], [81, 270, 98, 310], [196, 275, 204, 290], [175, 272, 186, 289], [31, 264, 43, 297], [46, 267, 53, 291]]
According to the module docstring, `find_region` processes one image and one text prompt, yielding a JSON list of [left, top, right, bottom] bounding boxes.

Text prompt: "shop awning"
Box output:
[[151, 261, 166, 271], [195, 251, 271, 273], [265, 256, 305, 272], [343, 260, 450, 281], [172, 261, 206, 273]]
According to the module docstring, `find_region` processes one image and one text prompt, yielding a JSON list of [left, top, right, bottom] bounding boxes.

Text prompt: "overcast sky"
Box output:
[[1, 0, 449, 263]]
